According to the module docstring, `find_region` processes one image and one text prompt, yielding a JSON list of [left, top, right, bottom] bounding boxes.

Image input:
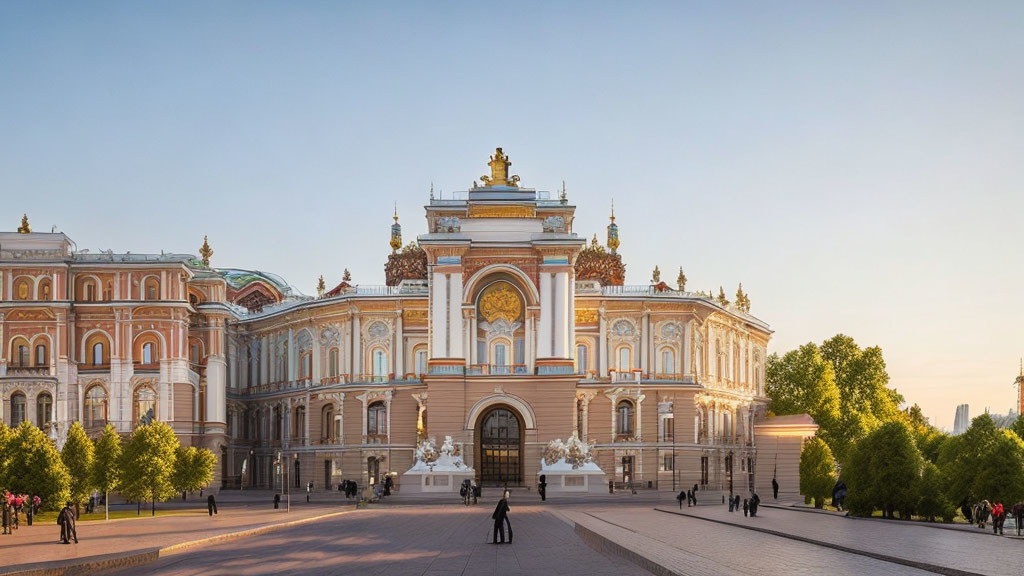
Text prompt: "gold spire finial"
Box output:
[[480, 147, 520, 188], [317, 275, 326, 298], [17, 214, 30, 234], [343, 268, 352, 282], [651, 265, 661, 284], [677, 267, 687, 291], [560, 180, 567, 204], [606, 200, 620, 254], [591, 234, 599, 248], [390, 205, 402, 252], [199, 235, 213, 266]]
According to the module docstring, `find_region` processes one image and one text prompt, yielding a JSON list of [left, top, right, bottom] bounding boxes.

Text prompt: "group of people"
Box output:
[[677, 484, 701, 508], [57, 503, 78, 544], [339, 480, 359, 498], [460, 479, 482, 505], [676, 485, 761, 517]]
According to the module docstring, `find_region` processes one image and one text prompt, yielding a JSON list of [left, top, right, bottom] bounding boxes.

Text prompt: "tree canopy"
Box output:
[[92, 424, 122, 496], [844, 420, 922, 519], [4, 422, 70, 511], [62, 421, 95, 507], [171, 446, 216, 495], [799, 435, 836, 508], [767, 335, 904, 464], [120, 422, 179, 513], [939, 414, 1024, 505]]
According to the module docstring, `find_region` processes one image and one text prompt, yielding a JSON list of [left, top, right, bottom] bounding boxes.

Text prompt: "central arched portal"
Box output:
[[478, 406, 523, 486]]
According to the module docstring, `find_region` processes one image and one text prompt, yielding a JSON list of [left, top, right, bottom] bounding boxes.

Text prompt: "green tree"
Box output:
[[5, 422, 70, 511], [903, 403, 948, 464], [766, 344, 841, 452], [91, 424, 122, 521], [0, 423, 12, 488], [61, 421, 95, 513], [917, 461, 955, 522], [939, 413, 1024, 506], [844, 420, 922, 519], [1010, 413, 1024, 443], [171, 446, 216, 496], [799, 436, 836, 508], [120, 422, 179, 515]]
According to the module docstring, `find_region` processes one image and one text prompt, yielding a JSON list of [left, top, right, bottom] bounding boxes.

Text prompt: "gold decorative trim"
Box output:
[[468, 204, 535, 219], [575, 309, 598, 323]]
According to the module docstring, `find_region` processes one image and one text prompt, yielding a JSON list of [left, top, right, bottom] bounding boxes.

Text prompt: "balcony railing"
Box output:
[[466, 364, 528, 376], [5, 366, 51, 376], [610, 370, 642, 383]]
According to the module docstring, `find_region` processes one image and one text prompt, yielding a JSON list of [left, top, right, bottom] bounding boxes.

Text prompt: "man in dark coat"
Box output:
[[491, 493, 510, 544], [772, 477, 779, 500], [749, 493, 760, 517], [677, 490, 686, 509], [60, 503, 78, 543], [207, 494, 218, 516], [539, 475, 547, 502]]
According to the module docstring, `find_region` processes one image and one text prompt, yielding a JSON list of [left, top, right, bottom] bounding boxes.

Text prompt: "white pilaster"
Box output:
[[448, 273, 463, 358], [431, 272, 447, 357], [538, 273, 552, 357]]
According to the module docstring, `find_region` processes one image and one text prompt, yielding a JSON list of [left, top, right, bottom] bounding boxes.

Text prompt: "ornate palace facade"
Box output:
[[0, 149, 813, 497]]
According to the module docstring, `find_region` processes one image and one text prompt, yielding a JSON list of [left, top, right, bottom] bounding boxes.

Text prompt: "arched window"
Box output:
[[145, 278, 159, 300], [13, 278, 31, 301], [617, 346, 632, 371], [617, 399, 634, 437], [38, 278, 52, 301], [300, 352, 312, 379], [660, 348, 675, 375], [37, 393, 53, 429], [576, 343, 588, 375], [322, 405, 335, 443], [294, 405, 306, 439], [92, 342, 104, 366], [35, 344, 48, 366], [10, 393, 26, 426], [372, 349, 388, 382], [84, 385, 108, 428], [17, 344, 29, 367], [414, 348, 427, 377], [367, 401, 386, 435], [494, 342, 507, 368], [328, 349, 339, 377], [135, 386, 156, 425], [190, 341, 202, 365], [273, 407, 282, 440], [142, 342, 155, 364]]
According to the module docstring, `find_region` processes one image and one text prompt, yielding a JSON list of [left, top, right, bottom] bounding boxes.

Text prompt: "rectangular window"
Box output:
[[663, 417, 674, 442], [663, 453, 674, 471], [700, 456, 709, 486], [577, 344, 587, 375], [565, 476, 584, 487]]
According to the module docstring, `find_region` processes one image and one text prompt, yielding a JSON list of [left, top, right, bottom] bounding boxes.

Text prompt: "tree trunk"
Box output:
[[152, 498, 156, 516], [105, 491, 109, 521]]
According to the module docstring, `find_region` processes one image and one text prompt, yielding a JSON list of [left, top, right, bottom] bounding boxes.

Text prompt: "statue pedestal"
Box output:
[[401, 469, 476, 494]]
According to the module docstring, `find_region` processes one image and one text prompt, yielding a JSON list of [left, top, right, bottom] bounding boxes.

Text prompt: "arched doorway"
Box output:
[[478, 406, 522, 486]]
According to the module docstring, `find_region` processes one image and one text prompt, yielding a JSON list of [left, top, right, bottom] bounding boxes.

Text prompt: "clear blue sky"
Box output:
[[2, 2, 1022, 429]]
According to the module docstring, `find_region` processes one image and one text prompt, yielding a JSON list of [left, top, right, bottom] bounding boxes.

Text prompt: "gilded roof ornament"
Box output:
[[651, 266, 661, 284], [480, 147, 520, 188], [560, 180, 568, 204], [606, 200, 620, 254], [199, 235, 213, 267], [677, 267, 687, 291], [317, 275, 326, 298], [17, 214, 30, 234], [735, 283, 751, 312], [390, 204, 402, 252], [343, 268, 352, 282]]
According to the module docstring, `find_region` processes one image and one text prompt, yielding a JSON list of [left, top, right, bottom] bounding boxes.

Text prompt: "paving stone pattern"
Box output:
[[100, 504, 648, 576]]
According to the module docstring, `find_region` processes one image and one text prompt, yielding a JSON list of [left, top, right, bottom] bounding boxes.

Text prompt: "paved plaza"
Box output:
[[2, 493, 1023, 576]]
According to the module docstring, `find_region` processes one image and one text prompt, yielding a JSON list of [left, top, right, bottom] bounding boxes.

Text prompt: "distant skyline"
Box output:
[[2, 2, 1021, 429]]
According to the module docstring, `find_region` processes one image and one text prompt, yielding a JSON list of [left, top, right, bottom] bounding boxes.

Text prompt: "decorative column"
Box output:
[[351, 314, 361, 379], [639, 309, 648, 375], [538, 273, 552, 357], [599, 308, 608, 377], [394, 313, 404, 378], [448, 273, 463, 359], [430, 272, 447, 357], [304, 393, 311, 447]]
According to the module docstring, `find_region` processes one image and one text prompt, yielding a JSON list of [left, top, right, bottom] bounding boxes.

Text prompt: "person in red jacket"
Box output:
[[991, 502, 1005, 535]]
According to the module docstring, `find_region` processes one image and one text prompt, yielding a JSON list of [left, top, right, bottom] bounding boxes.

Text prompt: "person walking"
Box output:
[[743, 498, 749, 517], [677, 490, 686, 509], [992, 502, 1005, 535], [734, 495, 741, 512], [691, 488, 698, 507], [750, 493, 760, 517], [471, 480, 480, 505], [772, 477, 779, 500], [207, 494, 218, 516], [60, 503, 78, 544], [2, 503, 9, 535], [491, 492, 510, 544], [539, 475, 547, 502]]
